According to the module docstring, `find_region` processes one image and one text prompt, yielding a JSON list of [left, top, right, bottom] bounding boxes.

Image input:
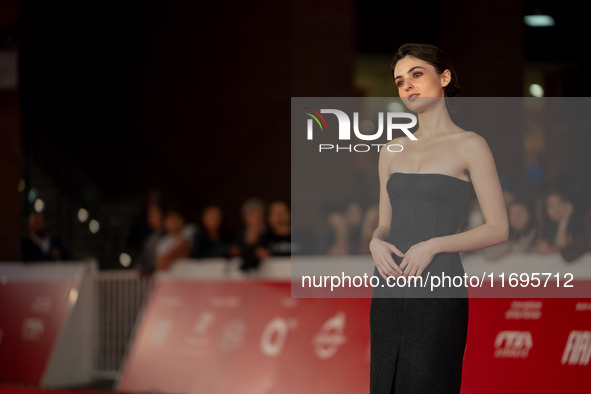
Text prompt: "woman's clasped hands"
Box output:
[[370, 238, 437, 284]]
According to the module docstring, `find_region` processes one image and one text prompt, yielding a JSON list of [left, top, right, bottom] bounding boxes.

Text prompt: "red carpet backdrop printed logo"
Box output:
[[117, 280, 372, 394], [462, 297, 591, 393], [0, 282, 73, 384], [116, 276, 591, 393]]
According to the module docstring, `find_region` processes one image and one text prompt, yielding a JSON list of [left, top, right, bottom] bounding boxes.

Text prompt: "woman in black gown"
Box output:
[[368, 43, 509, 393]]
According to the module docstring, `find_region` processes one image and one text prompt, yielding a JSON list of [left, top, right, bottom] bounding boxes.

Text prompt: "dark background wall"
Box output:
[[14, 0, 355, 230], [1, 0, 589, 262], [0, 0, 21, 260]]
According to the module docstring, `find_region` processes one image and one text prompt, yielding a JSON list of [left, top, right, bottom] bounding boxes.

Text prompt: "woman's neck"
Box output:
[[413, 99, 455, 139]]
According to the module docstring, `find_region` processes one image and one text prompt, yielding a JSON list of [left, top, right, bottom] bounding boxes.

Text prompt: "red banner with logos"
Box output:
[[118, 281, 371, 394], [0, 282, 74, 385], [0, 388, 110, 394], [118, 279, 591, 393], [462, 297, 591, 393]]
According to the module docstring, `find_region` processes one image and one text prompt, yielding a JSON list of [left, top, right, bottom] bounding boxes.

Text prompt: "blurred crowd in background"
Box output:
[[18, 177, 591, 273], [124, 194, 293, 275], [18, 194, 293, 273], [319, 183, 591, 264], [473, 188, 591, 262]]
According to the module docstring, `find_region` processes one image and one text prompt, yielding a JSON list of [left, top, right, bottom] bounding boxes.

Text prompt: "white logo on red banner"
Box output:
[[494, 330, 532, 358], [505, 300, 542, 320], [575, 302, 591, 312], [260, 317, 298, 356], [159, 296, 182, 308], [561, 330, 591, 365], [150, 319, 172, 346], [31, 296, 52, 313], [21, 318, 44, 341], [313, 312, 347, 359], [220, 318, 246, 353], [211, 297, 241, 307], [280, 297, 298, 308], [181, 312, 216, 356], [193, 312, 215, 334]]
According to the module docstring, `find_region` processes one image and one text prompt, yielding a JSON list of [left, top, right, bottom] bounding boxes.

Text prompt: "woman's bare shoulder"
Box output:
[[453, 130, 489, 153], [453, 130, 495, 175], [385, 135, 412, 149]]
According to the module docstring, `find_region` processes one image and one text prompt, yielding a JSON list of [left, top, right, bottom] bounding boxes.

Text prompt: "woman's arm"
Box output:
[[371, 145, 393, 243], [369, 141, 405, 279], [429, 132, 509, 254], [327, 212, 350, 255]]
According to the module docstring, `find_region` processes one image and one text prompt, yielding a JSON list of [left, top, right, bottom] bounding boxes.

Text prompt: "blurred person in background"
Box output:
[[531, 190, 584, 255], [19, 212, 70, 262], [458, 198, 484, 258], [359, 204, 379, 253], [191, 204, 231, 259], [463, 183, 513, 259], [461, 198, 484, 232], [128, 190, 162, 257], [229, 197, 267, 272], [134, 200, 165, 275], [256, 200, 294, 258], [560, 202, 591, 262], [499, 174, 516, 206], [326, 201, 363, 255], [345, 201, 363, 253], [484, 199, 538, 261], [155, 203, 195, 270], [325, 203, 349, 256]]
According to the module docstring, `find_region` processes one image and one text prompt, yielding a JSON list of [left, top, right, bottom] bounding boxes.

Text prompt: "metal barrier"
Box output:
[[93, 270, 152, 379]]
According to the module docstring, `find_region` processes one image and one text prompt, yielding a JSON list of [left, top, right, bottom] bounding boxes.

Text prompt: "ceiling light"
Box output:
[[524, 14, 555, 27]]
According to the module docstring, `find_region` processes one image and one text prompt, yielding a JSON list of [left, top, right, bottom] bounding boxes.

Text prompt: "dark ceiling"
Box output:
[[356, 0, 590, 66]]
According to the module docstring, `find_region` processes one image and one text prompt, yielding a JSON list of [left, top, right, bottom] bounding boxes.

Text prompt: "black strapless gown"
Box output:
[[370, 172, 474, 394]]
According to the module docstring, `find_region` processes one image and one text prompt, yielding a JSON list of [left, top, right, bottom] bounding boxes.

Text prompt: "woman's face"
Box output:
[[244, 206, 265, 227], [545, 194, 564, 222], [147, 204, 163, 230], [29, 214, 45, 234], [508, 203, 529, 231], [164, 212, 184, 235], [203, 206, 222, 230], [268, 202, 290, 229], [393, 56, 450, 112]]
